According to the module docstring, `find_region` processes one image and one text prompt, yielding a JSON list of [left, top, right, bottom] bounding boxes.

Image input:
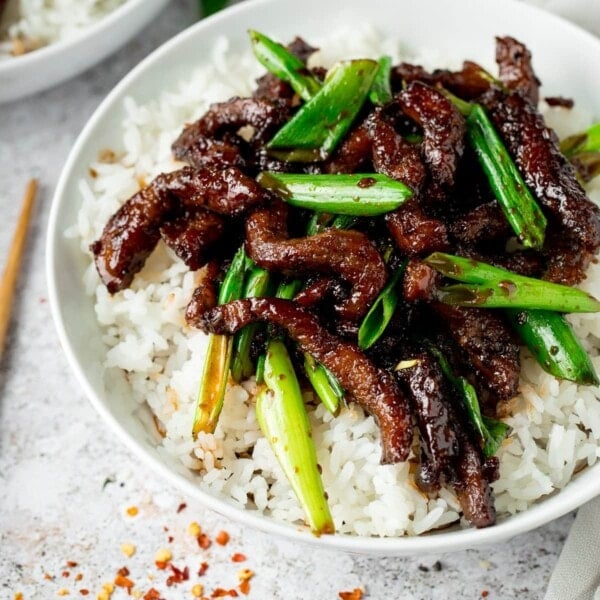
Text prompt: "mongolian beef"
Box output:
[[90, 31, 600, 534]]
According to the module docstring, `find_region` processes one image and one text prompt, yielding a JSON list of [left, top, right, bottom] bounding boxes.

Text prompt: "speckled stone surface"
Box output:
[[0, 2, 577, 598]]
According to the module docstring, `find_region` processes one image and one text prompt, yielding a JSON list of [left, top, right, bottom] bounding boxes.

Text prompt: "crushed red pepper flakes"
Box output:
[[117, 567, 130, 577], [176, 503, 187, 513], [167, 536, 174, 543], [62, 571, 70, 578], [114, 574, 134, 590], [197, 534, 211, 550], [166, 564, 189, 587], [197, 562, 209, 577], [44, 573, 54, 581], [481, 592, 490, 598], [155, 562, 168, 571], [75, 574, 83, 582], [211, 589, 238, 598], [66, 562, 78, 568], [215, 531, 230, 546], [142, 589, 164, 600], [79, 590, 89, 596], [231, 554, 246, 563], [339, 589, 363, 600], [238, 580, 251, 596]]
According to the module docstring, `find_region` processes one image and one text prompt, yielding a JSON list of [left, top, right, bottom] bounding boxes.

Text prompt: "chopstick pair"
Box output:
[[0, 179, 38, 358]]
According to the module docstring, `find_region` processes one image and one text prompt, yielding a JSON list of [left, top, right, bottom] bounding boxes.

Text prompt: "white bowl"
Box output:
[[0, 0, 170, 103], [47, 0, 600, 555]]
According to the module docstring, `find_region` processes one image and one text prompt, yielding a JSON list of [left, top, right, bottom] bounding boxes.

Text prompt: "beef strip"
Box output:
[[482, 89, 600, 284], [433, 303, 520, 404], [160, 208, 225, 271], [185, 260, 221, 323], [495, 36, 540, 106], [193, 297, 413, 464], [245, 200, 387, 320]]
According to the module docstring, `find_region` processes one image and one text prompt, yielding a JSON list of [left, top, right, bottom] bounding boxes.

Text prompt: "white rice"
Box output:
[[0, 0, 127, 58], [67, 25, 600, 536]]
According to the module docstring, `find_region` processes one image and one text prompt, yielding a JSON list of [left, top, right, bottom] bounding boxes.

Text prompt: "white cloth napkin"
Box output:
[[544, 497, 600, 600], [521, 2, 600, 599]]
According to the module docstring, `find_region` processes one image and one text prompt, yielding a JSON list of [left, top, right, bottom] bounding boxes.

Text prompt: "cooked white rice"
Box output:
[[67, 25, 600, 536], [0, 0, 127, 58]]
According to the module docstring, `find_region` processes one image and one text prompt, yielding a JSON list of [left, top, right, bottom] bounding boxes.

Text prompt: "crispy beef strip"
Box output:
[[495, 36, 540, 106], [392, 61, 493, 100], [482, 89, 600, 284], [172, 97, 291, 168], [324, 120, 372, 174], [402, 259, 439, 303], [160, 208, 225, 271], [90, 187, 176, 294], [245, 200, 387, 320], [397, 81, 466, 189], [193, 297, 413, 464], [433, 303, 520, 405], [395, 352, 458, 493], [449, 202, 512, 245], [92, 166, 265, 293], [185, 260, 221, 322]]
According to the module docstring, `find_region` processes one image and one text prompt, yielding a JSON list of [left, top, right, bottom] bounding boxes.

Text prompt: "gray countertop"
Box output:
[[0, 2, 575, 598]]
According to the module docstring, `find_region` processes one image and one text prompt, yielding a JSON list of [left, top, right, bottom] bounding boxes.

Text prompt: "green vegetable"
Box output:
[[249, 30, 321, 102], [560, 122, 600, 157], [429, 347, 510, 457], [267, 59, 379, 162], [466, 104, 547, 249], [303, 354, 343, 414], [193, 247, 248, 435], [358, 263, 406, 349], [257, 172, 412, 216], [231, 263, 274, 382], [506, 309, 599, 385], [199, 0, 227, 16], [256, 339, 335, 535], [369, 55, 393, 105], [425, 252, 600, 313], [306, 213, 359, 235]]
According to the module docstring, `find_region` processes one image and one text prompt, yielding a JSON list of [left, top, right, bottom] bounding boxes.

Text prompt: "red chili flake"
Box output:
[[197, 534, 211, 550], [66, 561, 78, 568], [143, 589, 165, 600], [231, 554, 246, 563], [166, 564, 189, 587], [75, 574, 83, 582], [167, 536, 174, 543], [239, 580, 251, 596], [114, 574, 134, 590], [481, 592, 490, 598], [79, 590, 89, 596], [176, 503, 187, 513], [198, 562, 209, 576], [117, 567, 130, 577], [339, 589, 363, 600], [62, 571, 70, 577], [211, 589, 239, 598], [44, 573, 54, 581], [215, 531, 230, 546], [155, 561, 168, 571]]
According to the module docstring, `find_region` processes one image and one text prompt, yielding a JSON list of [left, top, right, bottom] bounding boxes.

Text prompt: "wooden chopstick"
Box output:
[[0, 179, 38, 358]]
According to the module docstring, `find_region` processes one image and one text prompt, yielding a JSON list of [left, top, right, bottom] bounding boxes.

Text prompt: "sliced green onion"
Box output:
[[267, 59, 379, 162], [369, 55, 393, 105], [303, 354, 343, 414], [256, 339, 335, 535], [257, 172, 412, 216]]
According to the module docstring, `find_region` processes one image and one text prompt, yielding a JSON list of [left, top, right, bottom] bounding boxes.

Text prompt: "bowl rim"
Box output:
[[46, 0, 600, 555], [0, 0, 169, 73]]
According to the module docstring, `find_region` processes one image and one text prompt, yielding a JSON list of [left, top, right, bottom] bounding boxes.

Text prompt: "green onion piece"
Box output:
[[467, 104, 547, 249], [303, 354, 342, 414], [441, 88, 473, 117], [257, 172, 412, 216], [369, 55, 393, 105], [306, 213, 359, 235], [571, 152, 600, 183], [249, 30, 321, 102], [231, 263, 274, 382], [425, 253, 600, 313], [560, 122, 600, 157], [436, 281, 600, 313], [256, 339, 335, 535], [199, 0, 227, 16], [267, 59, 379, 162], [255, 353, 266, 385], [506, 309, 599, 385], [358, 263, 406, 349], [193, 247, 248, 434], [429, 347, 509, 457]]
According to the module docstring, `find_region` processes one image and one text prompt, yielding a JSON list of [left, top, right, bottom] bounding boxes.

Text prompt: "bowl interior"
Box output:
[[47, 0, 600, 555]]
